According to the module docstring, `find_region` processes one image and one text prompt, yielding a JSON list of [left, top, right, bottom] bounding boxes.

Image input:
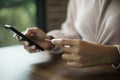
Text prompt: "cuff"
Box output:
[[111, 45, 120, 70]]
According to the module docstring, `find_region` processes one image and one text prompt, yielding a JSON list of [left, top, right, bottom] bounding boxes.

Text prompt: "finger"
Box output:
[[61, 47, 79, 54], [25, 45, 36, 50], [24, 28, 37, 36], [19, 41, 29, 47], [62, 52, 81, 61], [24, 45, 38, 53], [51, 39, 79, 45], [28, 49, 40, 53], [30, 48, 41, 53], [61, 47, 73, 53], [13, 34, 21, 40], [35, 49, 41, 52], [67, 61, 83, 68]]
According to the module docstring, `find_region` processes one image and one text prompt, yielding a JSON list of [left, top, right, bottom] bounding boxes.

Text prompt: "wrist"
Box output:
[[104, 45, 120, 64], [111, 45, 120, 70]]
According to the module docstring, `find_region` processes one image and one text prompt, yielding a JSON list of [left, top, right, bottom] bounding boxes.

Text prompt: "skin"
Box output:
[[14, 27, 54, 53], [14, 28, 120, 68], [52, 39, 120, 68]]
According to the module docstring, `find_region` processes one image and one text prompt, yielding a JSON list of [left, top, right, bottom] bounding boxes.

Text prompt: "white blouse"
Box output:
[[47, 0, 120, 69]]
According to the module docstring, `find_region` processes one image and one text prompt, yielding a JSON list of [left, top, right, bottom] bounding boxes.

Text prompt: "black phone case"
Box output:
[[4, 25, 44, 51]]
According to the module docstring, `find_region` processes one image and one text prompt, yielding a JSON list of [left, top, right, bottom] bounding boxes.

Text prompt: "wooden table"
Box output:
[[0, 45, 119, 80]]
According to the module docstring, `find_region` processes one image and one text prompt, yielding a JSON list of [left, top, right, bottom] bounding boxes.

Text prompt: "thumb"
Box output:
[[51, 39, 63, 45], [51, 39, 76, 46]]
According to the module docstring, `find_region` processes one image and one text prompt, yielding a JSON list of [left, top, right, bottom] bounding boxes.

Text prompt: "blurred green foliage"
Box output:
[[0, 0, 36, 47], [0, 0, 34, 8]]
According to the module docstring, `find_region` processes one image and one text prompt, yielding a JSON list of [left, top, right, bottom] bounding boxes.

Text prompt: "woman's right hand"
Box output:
[[13, 27, 55, 53]]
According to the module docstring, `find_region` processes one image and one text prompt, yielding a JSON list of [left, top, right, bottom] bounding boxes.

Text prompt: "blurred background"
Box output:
[[0, 0, 68, 47]]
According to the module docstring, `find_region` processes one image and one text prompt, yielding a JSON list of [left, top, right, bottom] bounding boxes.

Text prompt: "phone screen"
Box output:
[[4, 25, 44, 51]]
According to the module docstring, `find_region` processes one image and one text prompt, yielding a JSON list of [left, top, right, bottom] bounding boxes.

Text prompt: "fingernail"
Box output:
[[30, 33, 34, 37], [31, 45, 36, 49], [25, 41, 29, 46], [64, 45, 71, 48], [36, 49, 40, 52], [51, 39, 62, 44]]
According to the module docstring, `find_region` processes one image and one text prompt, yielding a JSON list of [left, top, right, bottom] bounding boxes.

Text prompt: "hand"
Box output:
[[13, 27, 54, 53], [52, 39, 120, 68]]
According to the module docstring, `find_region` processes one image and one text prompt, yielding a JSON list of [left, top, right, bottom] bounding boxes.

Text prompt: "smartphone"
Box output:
[[4, 25, 44, 51]]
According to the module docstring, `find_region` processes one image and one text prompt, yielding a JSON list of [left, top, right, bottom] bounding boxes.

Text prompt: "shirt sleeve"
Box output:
[[47, 0, 81, 39], [115, 45, 120, 56], [46, 0, 81, 54]]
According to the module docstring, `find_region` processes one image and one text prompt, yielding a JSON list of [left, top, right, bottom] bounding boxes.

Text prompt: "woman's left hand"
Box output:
[[52, 39, 119, 68]]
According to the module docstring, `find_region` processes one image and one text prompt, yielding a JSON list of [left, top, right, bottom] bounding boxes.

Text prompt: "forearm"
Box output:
[[101, 45, 120, 71], [47, 28, 81, 39]]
